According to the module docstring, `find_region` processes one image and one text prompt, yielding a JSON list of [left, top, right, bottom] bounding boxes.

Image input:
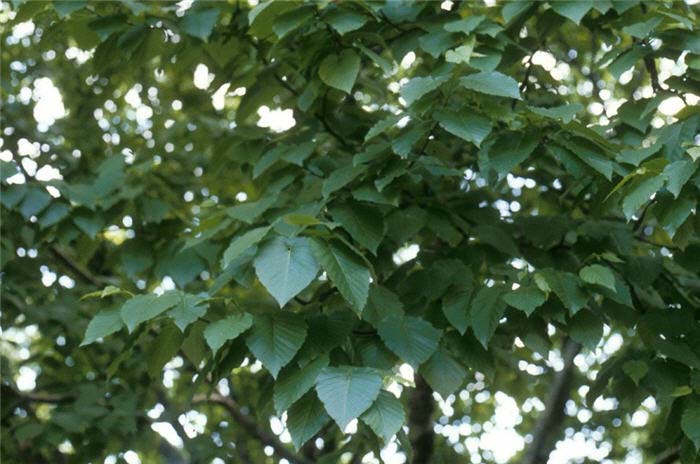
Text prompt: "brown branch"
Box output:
[[643, 43, 687, 104], [523, 337, 582, 464], [6, 389, 74, 404], [515, 51, 537, 107], [643, 54, 662, 93], [408, 375, 435, 464], [192, 392, 311, 464], [49, 245, 117, 287], [655, 445, 681, 464], [246, 36, 355, 151]]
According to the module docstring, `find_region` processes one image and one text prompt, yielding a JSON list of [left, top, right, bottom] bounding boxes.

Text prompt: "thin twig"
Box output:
[[655, 445, 681, 464], [192, 392, 311, 464], [50, 245, 117, 287]]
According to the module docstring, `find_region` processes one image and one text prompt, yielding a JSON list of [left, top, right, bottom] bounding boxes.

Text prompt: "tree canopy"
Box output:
[[2, 1, 700, 463]]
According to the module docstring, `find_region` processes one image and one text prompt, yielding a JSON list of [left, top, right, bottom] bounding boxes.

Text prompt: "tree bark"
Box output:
[[408, 375, 435, 464], [523, 337, 581, 464]]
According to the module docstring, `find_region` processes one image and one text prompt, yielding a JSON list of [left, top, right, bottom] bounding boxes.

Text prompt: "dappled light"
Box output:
[[2, 2, 700, 464]]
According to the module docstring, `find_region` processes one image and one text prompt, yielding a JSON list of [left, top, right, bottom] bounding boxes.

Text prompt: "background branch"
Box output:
[[523, 337, 582, 464], [192, 392, 311, 464], [408, 375, 436, 464]]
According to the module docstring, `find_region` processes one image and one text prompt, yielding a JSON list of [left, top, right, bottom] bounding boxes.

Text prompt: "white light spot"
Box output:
[[193, 63, 214, 90], [400, 52, 416, 69], [256, 106, 296, 133], [12, 20, 35, 39], [151, 422, 184, 448], [35, 164, 63, 181], [658, 96, 685, 116], [532, 51, 557, 71], [16, 366, 37, 391], [32, 78, 66, 130]]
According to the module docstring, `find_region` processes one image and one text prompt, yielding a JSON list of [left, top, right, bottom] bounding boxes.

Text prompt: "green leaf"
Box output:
[[529, 104, 583, 123], [322, 164, 366, 198], [19, 188, 51, 219], [120, 292, 181, 333], [246, 313, 307, 378], [421, 349, 467, 398], [287, 392, 330, 450], [282, 141, 316, 166], [146, 323, 184, 378], [617, 142, 662, 166], [607, 46, 647, 80], [657, 195, 696, 238], [254, 236, 320, 307], [38, 203, 70, 229], [663, 159, 697, 198], [248, 1, 296, 38], [325, 9, 367, 35], [81, 285, 125, 300], [681, 399, 700, 450], [365, 114, 401, 141], [53, 0, 86, 17], [435, 110, 492, 147], [460, 71, 521, 99], [622, 360, 648, 385], [311, 239, 370, 314], [181, 8, 219, 41], [203, 312, 254, 355], [444, 16, 485, 34], [445, 38, 476, 64], [319, 50, 361, 93], [622, 17, 663, 39], [361, 391, 405, 442], [418, 31, 455, 58], [486, 131, 540, 175], [442, 282, 473, 334], [274, 355, 329, 414], [622, 175, 665, 220], [539, 270, 588, 315], [81, 309, 124, 346], [272, 6, 314, 39], [672, 386, 693, 397], [568, 310, 603, 351], [469, 286, 506, 348], [254, 146, 286, 179], [315, 366, 382, 429], [357, 42, 393, 74], [503, 285, 546, 316], [559, 139, 614, 180], [550, 0, 593, 24], [221, 226, 271, 269], [226, 197, 275, 224], [377, 315, 441, 367], [363, 285, 404, 326], [329, 201, 385, 254], [579, 264, 616, 291], [400, 75, 447, 106], [168, 293, 208, 332]]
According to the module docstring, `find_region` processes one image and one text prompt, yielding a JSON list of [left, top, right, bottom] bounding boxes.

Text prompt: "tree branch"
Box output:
[[655, 445, 680, 464], [6, 389, 74, 404], [523, 337, 582, 464], [408, 375, 435, 464], [643, 53, 662, 93], [192, 392, 311, 464], [50, 245, 117, 287]]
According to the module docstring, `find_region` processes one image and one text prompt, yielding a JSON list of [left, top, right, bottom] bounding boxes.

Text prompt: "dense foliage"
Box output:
[[2, 1, 700, 463]]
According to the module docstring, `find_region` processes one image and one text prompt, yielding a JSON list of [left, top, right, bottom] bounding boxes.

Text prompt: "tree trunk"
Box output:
[[408, 375, 435, 464], [523, 337, 581, 464]]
